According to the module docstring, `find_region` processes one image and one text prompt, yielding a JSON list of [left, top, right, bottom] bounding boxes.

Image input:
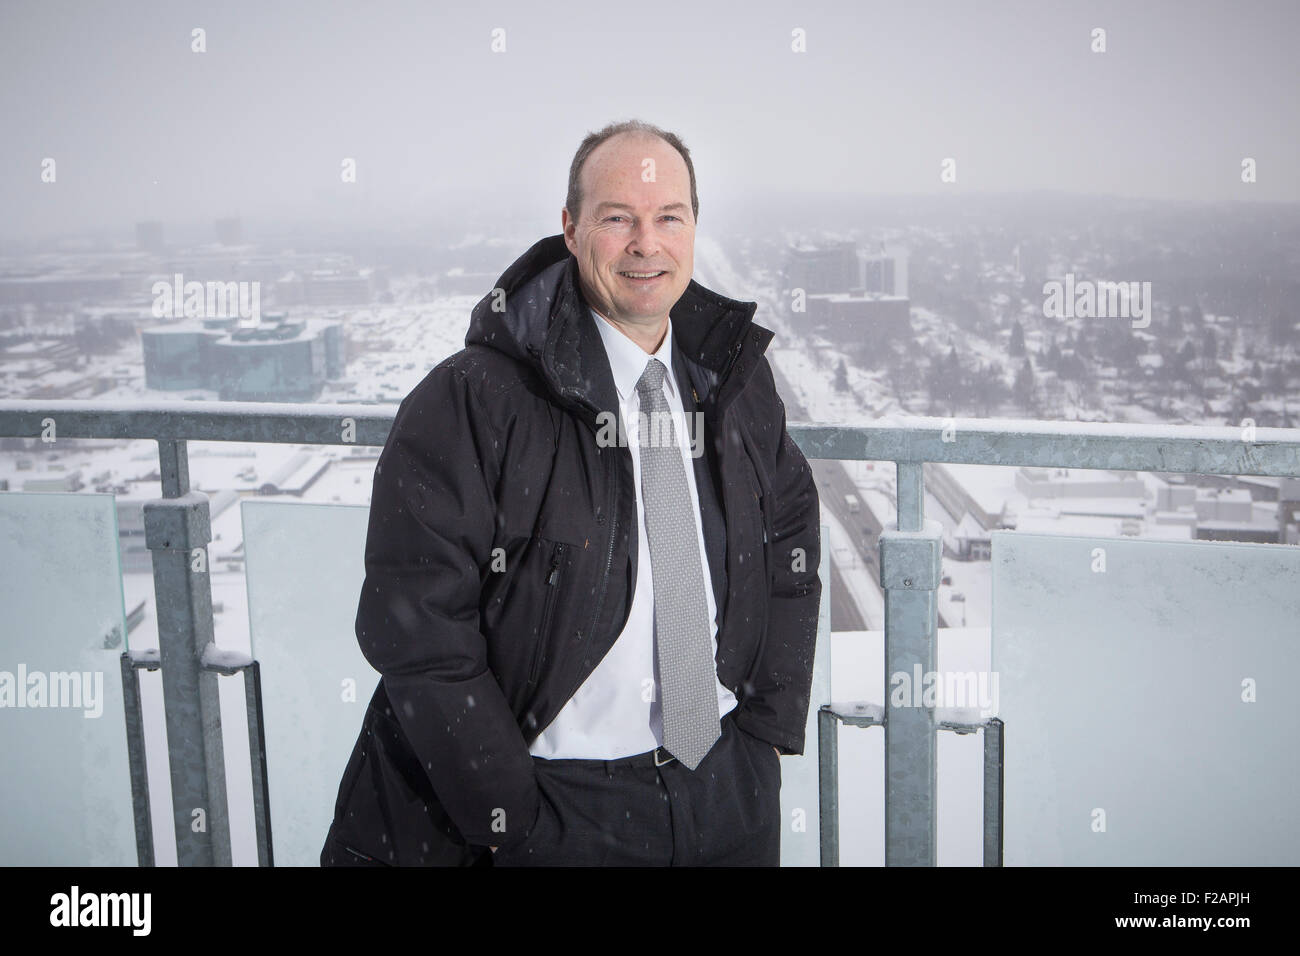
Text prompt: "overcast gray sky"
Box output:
[[1, 0, 1296, 239]]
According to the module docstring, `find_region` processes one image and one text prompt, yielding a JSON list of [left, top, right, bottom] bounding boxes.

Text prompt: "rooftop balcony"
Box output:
[[1, 398, 1298, 866]]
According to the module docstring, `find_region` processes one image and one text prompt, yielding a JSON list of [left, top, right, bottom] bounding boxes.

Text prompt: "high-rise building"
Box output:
[[803, 291, 912, 347], [862, 255, 896, 295], [782, 241, 859, 296], [141, 314, 344, 399]]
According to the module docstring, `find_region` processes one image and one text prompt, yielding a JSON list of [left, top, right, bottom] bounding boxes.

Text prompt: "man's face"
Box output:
[[562, 132, 695, 342]]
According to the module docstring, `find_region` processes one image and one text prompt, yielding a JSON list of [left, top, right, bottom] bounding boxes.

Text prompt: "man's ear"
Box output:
[[561, 211, 577, 256]]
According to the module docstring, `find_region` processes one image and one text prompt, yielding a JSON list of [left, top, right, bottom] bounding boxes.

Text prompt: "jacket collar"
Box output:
[[465, 234, 773, 432]]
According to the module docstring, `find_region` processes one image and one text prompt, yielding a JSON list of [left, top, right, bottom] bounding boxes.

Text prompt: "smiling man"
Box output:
[[321, 119, 822, 867]]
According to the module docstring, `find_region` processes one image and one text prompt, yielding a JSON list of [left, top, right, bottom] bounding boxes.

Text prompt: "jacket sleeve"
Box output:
[[354, 362, 540, 849], [734, 356, 823, 756]]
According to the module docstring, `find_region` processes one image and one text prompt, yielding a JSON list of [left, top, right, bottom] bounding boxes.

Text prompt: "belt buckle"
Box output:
[[653, 747, 676, 767]]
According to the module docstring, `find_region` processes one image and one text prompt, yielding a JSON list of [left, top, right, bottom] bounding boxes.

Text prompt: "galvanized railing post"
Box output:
[[119, 649, 158, 866], [879, 462, 942, 865], [142, 438, 231, 865], [895, 461, 924, 532], [937, 711, 1005, 866], [983, 718, 1004, 866], [200, 651, 274, 866], [817, 706, 839, 867], [244, 660, 274, 866]]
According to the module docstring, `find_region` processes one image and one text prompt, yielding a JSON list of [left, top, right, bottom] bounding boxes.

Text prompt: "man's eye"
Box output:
[[605, 215, 682, 223]]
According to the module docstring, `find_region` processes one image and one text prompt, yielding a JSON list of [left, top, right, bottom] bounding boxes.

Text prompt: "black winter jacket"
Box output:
[[321, 234, 822, 866]]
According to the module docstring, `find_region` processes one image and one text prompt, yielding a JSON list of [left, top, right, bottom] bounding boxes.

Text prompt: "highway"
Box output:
[[769, 361, 949, 631]]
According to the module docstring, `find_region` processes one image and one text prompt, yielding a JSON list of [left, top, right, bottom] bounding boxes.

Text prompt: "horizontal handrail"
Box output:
[[0, 399, 398, 447], [794, 417, 1300, 477], [2, 400, 1298, 478]]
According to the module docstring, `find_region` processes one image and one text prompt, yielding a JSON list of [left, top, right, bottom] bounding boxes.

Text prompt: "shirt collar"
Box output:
[[589, 307, 679, 403]]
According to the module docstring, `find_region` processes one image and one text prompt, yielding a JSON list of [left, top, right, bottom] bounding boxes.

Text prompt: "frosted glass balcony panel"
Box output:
[[241, 499, 376, 866], [992, 531, 1300, 865], [0, 492, 135, 865]]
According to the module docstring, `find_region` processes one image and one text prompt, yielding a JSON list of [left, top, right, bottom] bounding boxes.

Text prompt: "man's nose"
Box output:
[[626, 220, 661, 256]]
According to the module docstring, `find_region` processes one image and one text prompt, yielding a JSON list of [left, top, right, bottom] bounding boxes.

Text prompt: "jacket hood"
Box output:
[[465, 235, 773, 425]]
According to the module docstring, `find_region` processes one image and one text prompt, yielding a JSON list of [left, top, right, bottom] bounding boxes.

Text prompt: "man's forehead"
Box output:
[[586, 137, 688, 183]]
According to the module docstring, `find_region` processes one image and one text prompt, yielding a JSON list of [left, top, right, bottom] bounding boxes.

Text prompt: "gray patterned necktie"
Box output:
[[635, 357, 721, 771]]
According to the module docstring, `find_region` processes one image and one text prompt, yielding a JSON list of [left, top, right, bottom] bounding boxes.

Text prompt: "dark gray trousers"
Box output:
[[491, 709, 782, 867]]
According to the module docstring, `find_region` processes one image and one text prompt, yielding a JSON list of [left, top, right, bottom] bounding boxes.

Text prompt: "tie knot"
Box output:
[[636, 357, 667, 396]]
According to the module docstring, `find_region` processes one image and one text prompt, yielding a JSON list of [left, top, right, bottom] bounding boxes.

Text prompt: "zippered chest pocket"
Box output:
[[528, 540, 566, 686]]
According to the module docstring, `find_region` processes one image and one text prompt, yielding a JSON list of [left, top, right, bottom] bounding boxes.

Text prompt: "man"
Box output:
[[321, 119, 821, 867]]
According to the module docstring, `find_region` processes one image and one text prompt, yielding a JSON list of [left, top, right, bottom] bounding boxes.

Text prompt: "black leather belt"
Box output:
[[598, 746, 678, 769]]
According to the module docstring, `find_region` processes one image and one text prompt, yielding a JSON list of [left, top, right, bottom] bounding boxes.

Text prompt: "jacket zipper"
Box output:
[[739, 420, 774, 692], [528, 542, 565, 686], [587, 444, 619, 656], [545, 394, 623, 713]]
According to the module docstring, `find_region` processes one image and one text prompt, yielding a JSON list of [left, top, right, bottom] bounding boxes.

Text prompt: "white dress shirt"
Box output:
[[528, 307, 737, 759]]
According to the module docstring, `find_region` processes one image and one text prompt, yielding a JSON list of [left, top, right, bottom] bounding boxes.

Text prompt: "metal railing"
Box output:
[[2, 398, 1298, 866], [796, 416, 1300, 866]]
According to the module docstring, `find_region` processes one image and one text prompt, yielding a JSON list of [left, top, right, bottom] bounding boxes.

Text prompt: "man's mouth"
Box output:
[[618, 270, 667, 283]]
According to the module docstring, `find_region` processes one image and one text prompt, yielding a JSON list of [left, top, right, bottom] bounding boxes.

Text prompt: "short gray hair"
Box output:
[[565, 119, 699, 226]]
